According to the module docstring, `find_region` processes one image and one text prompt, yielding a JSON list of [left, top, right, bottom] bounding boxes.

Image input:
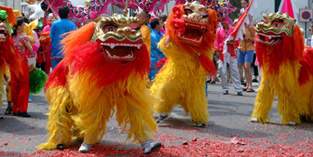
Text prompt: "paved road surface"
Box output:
[[0, 84, 312, 156]]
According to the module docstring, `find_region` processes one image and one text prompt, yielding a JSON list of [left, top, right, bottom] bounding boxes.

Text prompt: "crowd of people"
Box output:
[[210, 0, 259, 96]]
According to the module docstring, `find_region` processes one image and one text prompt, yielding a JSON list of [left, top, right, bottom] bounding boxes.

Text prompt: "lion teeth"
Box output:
[[136, 44, 141, 49], [102, 42, 142, 49]]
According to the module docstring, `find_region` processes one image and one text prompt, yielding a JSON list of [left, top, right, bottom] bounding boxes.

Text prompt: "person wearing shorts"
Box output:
[[237, 24, 255, 92]]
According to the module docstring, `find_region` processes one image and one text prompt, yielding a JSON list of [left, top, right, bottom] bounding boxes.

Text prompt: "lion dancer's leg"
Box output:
[[38, 63, 75, 150], [38, 86, 76, 150], [116, 88, 161, 154], [76, 97, 113, 153], [277, 94, 300, 125], [184, 76, 208, 127], [151, 80, 181, 123], [251, 78, 274, 123]]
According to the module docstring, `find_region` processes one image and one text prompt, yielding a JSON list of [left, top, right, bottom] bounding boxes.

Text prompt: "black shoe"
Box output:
[[246, 88, 255, 93], [5, 105, 12, 115], [237, 92, 243, 96], [223, 90, 229, 95], [252, 78, 258, 83], [156, 114, 168, 123], [14, 112, 31, 118]]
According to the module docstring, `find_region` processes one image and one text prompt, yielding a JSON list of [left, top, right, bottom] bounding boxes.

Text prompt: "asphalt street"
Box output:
[[0, 83, 313, 156]]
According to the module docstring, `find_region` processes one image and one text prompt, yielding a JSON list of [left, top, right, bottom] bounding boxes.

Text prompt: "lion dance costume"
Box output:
[[251, 13, 313, 125], [0, 6, 30, 116], [151, 1, 217, 127], [38, 14, 161, 154]]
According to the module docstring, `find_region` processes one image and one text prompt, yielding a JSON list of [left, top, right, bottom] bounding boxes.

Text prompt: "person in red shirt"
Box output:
[[220, 19, 243, 96]]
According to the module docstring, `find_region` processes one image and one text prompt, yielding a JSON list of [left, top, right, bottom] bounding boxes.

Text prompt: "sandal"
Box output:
[[246, 88, 255, 92], [243, 87, 248, 91]]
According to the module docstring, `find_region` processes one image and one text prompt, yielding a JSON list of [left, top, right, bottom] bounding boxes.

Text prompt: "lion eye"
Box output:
[[102, 24, 117, 32], [271, 19, 284, 27], [184, 8, 193, 15]]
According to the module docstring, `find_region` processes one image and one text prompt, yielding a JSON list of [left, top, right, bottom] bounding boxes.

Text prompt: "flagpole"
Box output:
[[124, 0, 129, 16], [275, 0, 282, 12]]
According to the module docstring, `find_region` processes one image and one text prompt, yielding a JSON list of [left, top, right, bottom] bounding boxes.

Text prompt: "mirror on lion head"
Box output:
[[94, 14, 144, 63], [256, 13, 296, 46]]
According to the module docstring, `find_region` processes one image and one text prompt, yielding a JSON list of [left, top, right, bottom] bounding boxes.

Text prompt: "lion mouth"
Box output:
[[101, 42, 142, 62], [256, 32, 282, 45], [178, 21, 207, 46]]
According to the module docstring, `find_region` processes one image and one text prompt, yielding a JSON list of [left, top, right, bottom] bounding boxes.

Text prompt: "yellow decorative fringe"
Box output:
[[151, 37, 212, 124], [38, 73, 157, 150], [251, 62, 313, 124]]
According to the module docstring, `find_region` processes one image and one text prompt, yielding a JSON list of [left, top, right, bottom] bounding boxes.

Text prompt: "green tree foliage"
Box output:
[[229, 0, 242, 20]]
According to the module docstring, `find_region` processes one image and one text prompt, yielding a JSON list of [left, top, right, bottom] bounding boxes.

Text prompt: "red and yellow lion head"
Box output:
[[60, 14, 150, 88], [255, 13, 304, 73], [166, 1, 217, 54]]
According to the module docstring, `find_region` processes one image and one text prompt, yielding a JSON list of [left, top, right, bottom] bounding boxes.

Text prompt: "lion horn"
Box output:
[[62, 22, 96, 59]]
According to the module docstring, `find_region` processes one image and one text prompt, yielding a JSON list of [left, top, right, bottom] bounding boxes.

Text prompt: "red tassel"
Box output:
[[199, 54, 216, 75], [156, 58, 167, 69]]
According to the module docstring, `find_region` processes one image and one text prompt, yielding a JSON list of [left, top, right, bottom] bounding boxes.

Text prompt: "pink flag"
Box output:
[[279, 0, 295, 18]]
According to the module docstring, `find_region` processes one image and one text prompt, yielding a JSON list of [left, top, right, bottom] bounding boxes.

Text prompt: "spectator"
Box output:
[[149, 18, 165, 80], [50, 6, 77, 68], [159, 15, 167, 35], [13, 17, 36, 68], [11, 17, 32, 117], [219, 20, 243, 96], [237, 0, 255, 92], [37, 13, 55, 74]]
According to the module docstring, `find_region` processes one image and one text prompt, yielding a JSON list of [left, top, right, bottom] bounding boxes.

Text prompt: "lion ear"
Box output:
[[207, 9, 217, 27], [172, 5, 183, 18], [62, 22, 96, 59]]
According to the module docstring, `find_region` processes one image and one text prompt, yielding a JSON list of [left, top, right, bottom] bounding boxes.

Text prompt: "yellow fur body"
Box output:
[[38, 72, 157, 150], [252, 62, 313, 124], [151, 38, 212, 124]]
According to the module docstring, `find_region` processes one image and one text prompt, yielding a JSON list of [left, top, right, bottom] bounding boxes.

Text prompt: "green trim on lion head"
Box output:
[[0, 10, 8, 21], [256, 13, 295, 36]]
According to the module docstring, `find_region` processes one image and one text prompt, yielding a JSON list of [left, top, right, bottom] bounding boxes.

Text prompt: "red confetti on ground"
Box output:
[[0, 151, 28, 157], [26, 138, 313, 157]]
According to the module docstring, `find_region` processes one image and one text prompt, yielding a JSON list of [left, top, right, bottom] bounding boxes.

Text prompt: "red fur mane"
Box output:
[[64, 41, 150, 87], [256, 26, 304, 73]]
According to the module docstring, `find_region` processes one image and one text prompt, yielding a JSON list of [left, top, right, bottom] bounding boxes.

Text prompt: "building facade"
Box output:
[[0, 0, 22, 10]]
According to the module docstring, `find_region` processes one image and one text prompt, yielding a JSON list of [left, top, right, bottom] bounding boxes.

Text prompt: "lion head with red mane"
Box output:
[[166, 1, 217, 55], [255, 13, 304, 73]]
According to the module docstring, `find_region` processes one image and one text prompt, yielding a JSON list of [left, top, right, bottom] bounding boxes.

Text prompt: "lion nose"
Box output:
[[117, 27, 136, 35]]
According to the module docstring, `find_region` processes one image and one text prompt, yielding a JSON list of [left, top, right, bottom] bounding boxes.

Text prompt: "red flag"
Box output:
[[229, 0, 254, 40]]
